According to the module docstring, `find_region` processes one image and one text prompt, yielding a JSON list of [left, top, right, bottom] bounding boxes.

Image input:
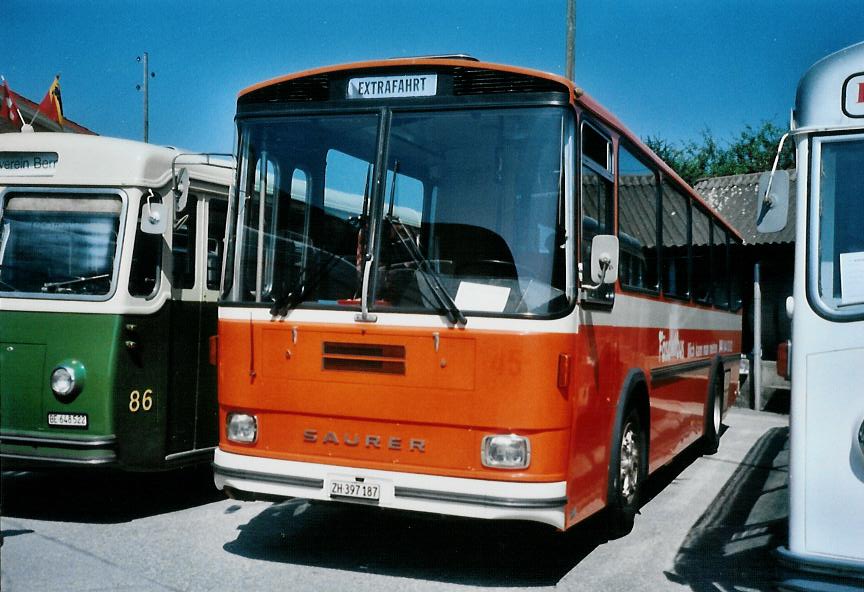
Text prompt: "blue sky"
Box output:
[[4, 1, 862, 153]]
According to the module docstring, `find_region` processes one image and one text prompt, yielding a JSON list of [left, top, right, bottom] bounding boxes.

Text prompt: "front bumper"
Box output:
[[0, 432, 117, 467], [213, 448, 567, 529]]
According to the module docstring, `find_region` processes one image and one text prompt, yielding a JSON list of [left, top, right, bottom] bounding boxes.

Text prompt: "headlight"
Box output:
[[482, 434, 530, 469], [226, 413, 258, 444], [50, 360, 85, 400]]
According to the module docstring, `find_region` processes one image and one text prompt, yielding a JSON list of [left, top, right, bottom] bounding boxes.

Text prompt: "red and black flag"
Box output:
[[36, 74, 64, 127]]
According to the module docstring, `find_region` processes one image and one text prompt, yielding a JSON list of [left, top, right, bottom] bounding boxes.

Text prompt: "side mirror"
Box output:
[[590, 234, 619, 285], [140, 201, 167, 235], [756, 170, 790, 233], [173, 167, 190, 212]]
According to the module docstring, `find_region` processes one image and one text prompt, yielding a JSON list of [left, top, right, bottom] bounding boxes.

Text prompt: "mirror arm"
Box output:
[[146, 189, 161, 225], [756, 195, 774, 226], [761, 132, 790, 205], [581, 256, 611, 291]]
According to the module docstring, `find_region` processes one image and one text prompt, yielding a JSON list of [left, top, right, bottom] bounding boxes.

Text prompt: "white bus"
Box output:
[[759, 41, 864, 590]]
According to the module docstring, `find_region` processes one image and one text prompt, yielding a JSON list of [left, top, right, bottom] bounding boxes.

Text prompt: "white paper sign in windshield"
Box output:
[[840, 251, 864, 305], [348, 74, 437, 99]]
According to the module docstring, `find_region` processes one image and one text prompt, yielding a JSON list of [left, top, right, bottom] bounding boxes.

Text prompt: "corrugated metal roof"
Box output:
[[694, 170, 797, 245], [618, 174, 658, 247]]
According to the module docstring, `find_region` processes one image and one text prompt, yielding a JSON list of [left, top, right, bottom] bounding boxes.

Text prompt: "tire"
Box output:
[[702, 363, 724, 455], [606, 406, 647, 538]]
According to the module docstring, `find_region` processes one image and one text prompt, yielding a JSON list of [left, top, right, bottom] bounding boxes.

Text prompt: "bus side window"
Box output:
[[618, 144, 659, 292], [580, 122, 614, 303], [129, 197, 163, 298], [172, 195, 198, 290], [730, 236, 744, 311], [207, 198, 228, 291], [712, 221, 730, 309], [691, 203, 712, 304], [661, 181, 691, 300]]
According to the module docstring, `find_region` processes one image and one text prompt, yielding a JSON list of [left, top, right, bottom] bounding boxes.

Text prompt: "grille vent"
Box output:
[[246, 74, 330, 104], [452, 68, 566, 95], [242, 67, 567, 105], [322, 342, 406, 375]]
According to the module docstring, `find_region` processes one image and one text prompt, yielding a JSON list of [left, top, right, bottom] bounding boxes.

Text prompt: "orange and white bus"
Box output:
[[212, 56, 743, 535]]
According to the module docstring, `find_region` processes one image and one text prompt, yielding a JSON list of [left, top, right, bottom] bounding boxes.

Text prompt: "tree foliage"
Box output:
[[644, 121, 795, 186]]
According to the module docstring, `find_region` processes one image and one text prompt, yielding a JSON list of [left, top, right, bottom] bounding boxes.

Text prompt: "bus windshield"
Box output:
[[812, 136, 864, 315], [0, 194, 123, 298], [226, 107, 569, 317]]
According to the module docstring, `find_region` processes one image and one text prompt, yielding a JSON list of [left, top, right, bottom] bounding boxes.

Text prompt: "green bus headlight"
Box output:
[[50, 360, 86, 400]]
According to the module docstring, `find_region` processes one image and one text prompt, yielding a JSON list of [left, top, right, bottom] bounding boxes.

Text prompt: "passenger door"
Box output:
[[166, 194, 203, 456]]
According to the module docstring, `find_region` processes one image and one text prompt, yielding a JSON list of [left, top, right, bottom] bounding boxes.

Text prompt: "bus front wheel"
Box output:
[[606, 406, 647, 538]]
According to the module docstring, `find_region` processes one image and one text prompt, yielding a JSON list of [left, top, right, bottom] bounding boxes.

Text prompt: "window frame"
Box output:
[[616, 140, 660, 296], [659, 177, 692, 302], [0, 187, 128, 302], [578, 118, 615, 307], [806, 131, 864, 322], [690, 200, 713, 306]]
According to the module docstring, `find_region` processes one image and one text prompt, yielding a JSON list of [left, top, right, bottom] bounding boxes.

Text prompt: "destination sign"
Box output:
[[0, 152, 58, 177], [348, 74, 437, 99], [843, 73, 864, 117]]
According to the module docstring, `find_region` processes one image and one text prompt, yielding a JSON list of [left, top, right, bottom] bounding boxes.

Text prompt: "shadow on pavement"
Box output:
[[223, 500, 610, 587], [664, 426, 789, 591], [0, 464, 223, 523], [221, 429, 739, 586]]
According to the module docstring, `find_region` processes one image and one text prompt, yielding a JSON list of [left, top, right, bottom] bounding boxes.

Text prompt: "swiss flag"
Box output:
[[1, 78, 23, 130]]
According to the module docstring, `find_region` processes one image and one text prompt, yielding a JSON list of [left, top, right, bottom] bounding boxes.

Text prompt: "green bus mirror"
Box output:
[[174, 167, 190, 212], [141, 201, 167, 235]]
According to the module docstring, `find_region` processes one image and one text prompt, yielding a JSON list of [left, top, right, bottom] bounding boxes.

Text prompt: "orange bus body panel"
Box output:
[[218, 313, 740, 528]]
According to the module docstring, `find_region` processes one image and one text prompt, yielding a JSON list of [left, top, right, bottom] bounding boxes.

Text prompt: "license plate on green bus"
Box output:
[[47, 412, 88, 428], [329, 479, 380, 501]]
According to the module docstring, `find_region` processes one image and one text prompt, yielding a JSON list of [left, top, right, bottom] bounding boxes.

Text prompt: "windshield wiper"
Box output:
[[385, 214, 466, 326], [0, 265, 19, 291], [41, 274, 110, 292], [269, 248, 345, 317]]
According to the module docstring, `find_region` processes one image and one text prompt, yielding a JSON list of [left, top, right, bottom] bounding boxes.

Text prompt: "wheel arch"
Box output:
[[606, 368, 650, 504]]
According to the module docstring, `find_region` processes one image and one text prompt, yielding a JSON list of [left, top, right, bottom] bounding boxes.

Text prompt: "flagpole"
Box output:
[[565, 0, 576, 81]]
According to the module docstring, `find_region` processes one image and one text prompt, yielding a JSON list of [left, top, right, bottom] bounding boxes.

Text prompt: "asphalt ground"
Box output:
[[0, 407, 789, 592]]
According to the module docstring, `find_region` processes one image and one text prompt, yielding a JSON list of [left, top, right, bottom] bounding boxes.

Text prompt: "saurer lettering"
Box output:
[[303, 429, 425, 452]]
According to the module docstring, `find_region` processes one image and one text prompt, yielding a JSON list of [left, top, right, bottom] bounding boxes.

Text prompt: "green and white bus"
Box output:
[[0, 132, 233, 469]]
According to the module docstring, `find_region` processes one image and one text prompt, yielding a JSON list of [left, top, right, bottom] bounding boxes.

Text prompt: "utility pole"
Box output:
[[753, 263, 763, 410], [136, 53, 155, 143], [565, 0, 576, 81]]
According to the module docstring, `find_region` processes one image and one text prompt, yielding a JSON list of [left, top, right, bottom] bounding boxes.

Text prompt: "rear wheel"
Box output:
[[607, 407, 646, 538], [702, 364, 724, 455]]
